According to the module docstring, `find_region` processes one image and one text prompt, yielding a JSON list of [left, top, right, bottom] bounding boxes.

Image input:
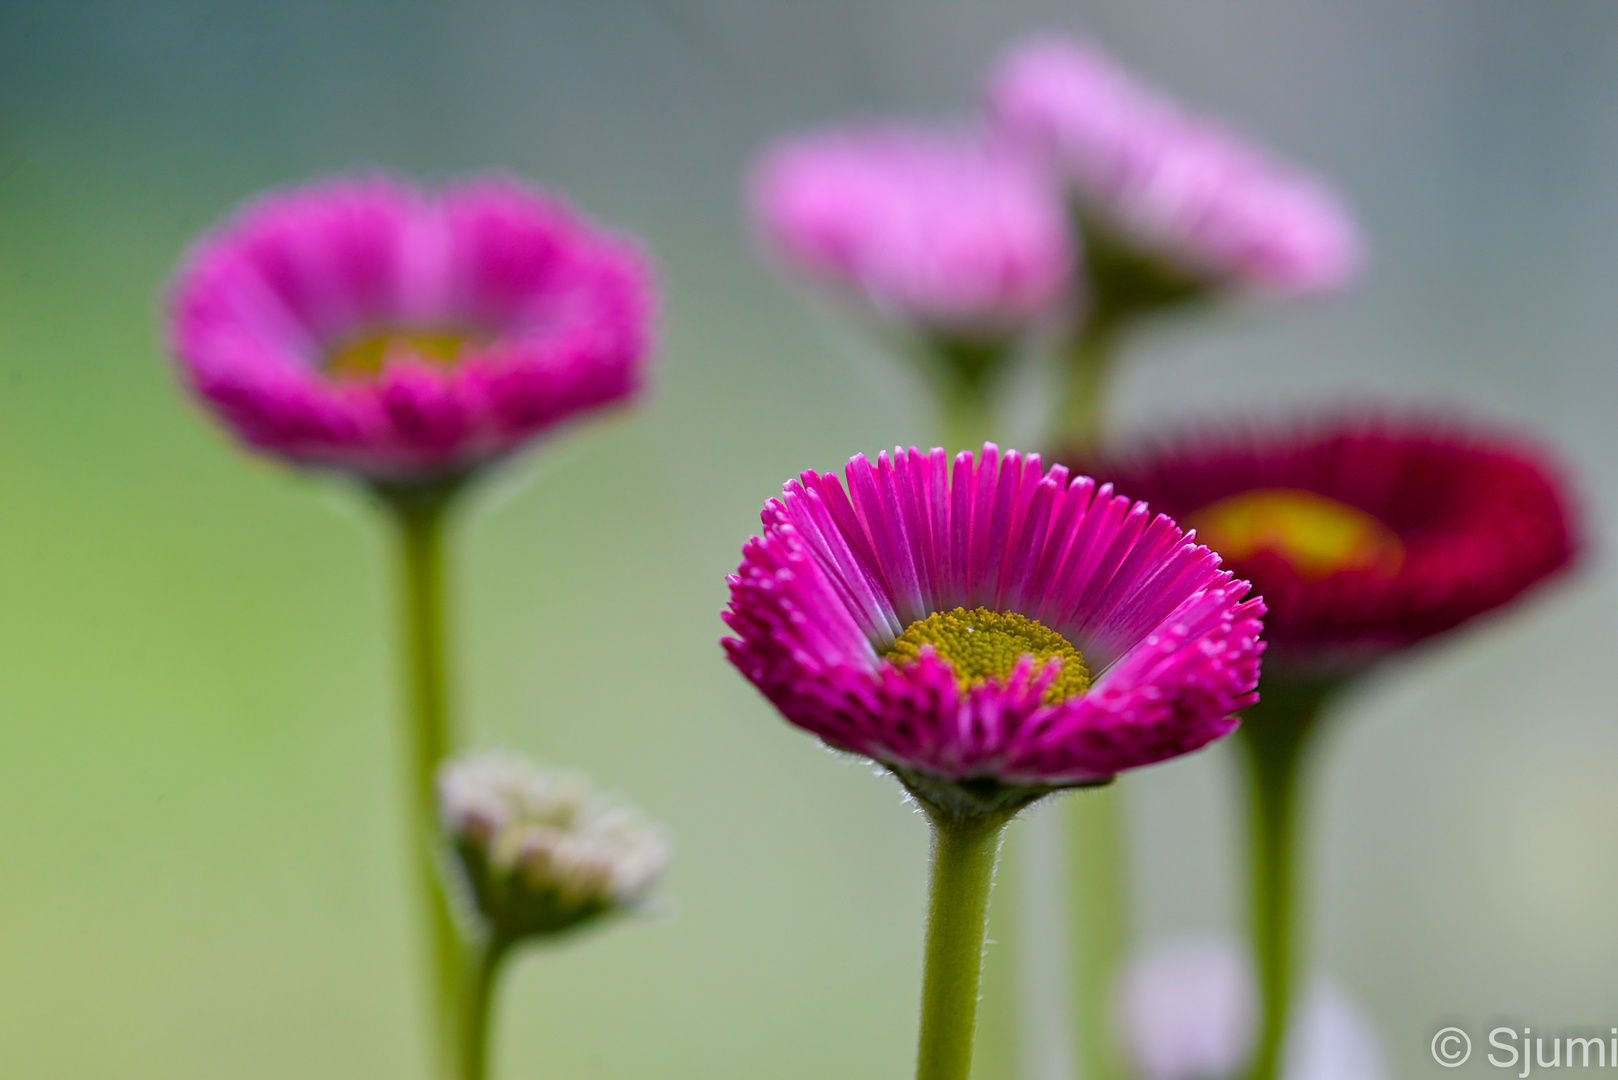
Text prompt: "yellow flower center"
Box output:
[[882, 606, 1090, 704], [1186, 488, 1405, 579], [325, 329, 486, 380]]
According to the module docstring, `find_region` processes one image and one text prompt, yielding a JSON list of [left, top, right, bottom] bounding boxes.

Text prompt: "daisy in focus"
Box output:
[[723, 442, 1266, 810], [722, 443, 1265, 1080]]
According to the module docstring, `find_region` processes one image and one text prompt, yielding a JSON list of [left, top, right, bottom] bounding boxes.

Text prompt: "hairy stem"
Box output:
[[971, 829, 1020, 1080], [917, 810, 1012, 1080]]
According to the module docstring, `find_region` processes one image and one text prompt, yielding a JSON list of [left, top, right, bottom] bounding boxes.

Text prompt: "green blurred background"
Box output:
[[2, 3, 1617, 1078]]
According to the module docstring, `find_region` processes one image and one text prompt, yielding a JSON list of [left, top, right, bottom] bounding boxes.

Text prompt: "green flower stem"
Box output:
[[927, 336, 1010, 457], [1050, 210, 1208, 455], [461, 934, 513, 1080], [941, 382, 998, 460], [1237, 680, 1335, 1080], [1053, 314, 1119, 454], [380, 479, 468, 1080], [1068, 785, 1127, 1080], [916, 809, 1012, 1080], [970, 829, 1020, 1080]]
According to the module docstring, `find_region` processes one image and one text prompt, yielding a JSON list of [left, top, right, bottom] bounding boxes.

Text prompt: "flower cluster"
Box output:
[[141, 20, 1590, 1080], [749, 35, 1366, 458], [751, 38, 1362, 337]]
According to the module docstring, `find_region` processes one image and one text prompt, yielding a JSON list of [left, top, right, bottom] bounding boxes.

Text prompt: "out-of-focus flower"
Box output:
[[722, 443, 1265, 817], [1078, 413, 1575, 1080], [1283, 978, 1389, 1080], [1118, 937, 1387, 1080], [1064, 413, 1579, 677], [1120, 937, 1257, 1080], [438, 751, 669, 942], [987, 36, 1362, 299], [749, 124, 1074, 341], [168, 174, 656, 483]]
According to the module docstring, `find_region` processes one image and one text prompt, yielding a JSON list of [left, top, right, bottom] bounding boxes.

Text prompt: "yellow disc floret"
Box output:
[[326, 329, 486, 379], [1187, 488, 1405, 580], [882, 606, 1090, 704]]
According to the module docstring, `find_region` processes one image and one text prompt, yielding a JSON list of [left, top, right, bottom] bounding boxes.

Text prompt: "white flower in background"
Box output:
[[1283, 978, 1388, 1080], [438, 751, 670, 942], [1119, 936, 1258, 1080], [1118, 936, 1387, 1080]]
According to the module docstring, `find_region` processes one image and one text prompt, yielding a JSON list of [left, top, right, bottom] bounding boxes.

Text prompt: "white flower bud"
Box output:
[[438, 751, 669, 941]]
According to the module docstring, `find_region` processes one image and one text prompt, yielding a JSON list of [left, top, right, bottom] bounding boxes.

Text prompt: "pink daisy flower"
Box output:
[[987, 37, 1362, 297], [1065, 414, 1580, 677], [168, 174, 656, 481], [723, 444, 1265, 812], [749, 125, 1074, 339]]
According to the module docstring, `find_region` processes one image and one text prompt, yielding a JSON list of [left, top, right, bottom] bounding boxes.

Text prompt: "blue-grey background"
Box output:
[[1, 3, 1615, 1078]]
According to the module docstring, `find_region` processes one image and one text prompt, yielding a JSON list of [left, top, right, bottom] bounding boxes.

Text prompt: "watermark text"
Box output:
[[1432, 1027, 1618, 1073]]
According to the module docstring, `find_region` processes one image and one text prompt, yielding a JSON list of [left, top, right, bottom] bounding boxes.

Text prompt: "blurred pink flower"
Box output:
[[168, 174, 656, 482], [722, 444, 1265, 802], [987, 37, 1362, 296], [749, 125, 1074, 337]]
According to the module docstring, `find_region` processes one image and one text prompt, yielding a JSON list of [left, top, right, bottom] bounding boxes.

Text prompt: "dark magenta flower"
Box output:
[[1066, 414, 1580, 676], [722, 444, 1265, 803], [1075, 415, 1579, 1080], [168, 174, 656, 481]]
